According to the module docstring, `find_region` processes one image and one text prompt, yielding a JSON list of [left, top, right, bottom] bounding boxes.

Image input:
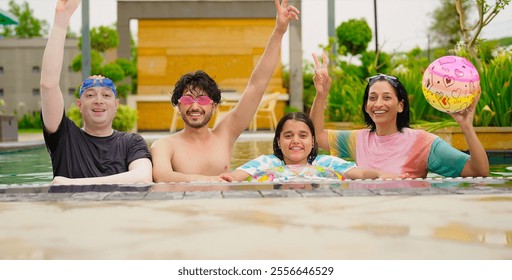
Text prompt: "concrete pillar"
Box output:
[[117, 2, 131, 60], [288, 0, 303, 111], [81, 0, 90, 79]]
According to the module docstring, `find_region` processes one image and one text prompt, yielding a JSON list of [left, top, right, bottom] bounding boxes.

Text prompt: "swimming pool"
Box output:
[[0, 140, 274, 185], [0, 147, 53, 185], [0, 139, 511, 185]]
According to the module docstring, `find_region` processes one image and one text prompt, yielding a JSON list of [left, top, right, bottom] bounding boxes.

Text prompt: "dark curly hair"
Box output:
[[362, 74, 410, 132], [171, 70, 222, 106], [273, 112, 319, 164]]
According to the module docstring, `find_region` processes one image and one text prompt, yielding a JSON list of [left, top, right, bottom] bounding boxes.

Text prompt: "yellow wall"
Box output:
[[137, 102, 173, 131], [136, 18, 286, 130], [137, 18, 285, 95]]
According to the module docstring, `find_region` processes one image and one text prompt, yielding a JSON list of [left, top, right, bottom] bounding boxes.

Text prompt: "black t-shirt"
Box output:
[[42, 114, 151, 178]]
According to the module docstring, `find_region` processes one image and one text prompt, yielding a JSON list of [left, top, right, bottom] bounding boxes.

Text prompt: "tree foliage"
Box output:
[[336, 18, 372, 56], [429, 0, 471, 47], [79, 25, 119, 52], [455, 0, 511, 64], [101, 63, 125, 82], [73, 25, 137, 98], [115, 58, 137, 77], [430, 0, 510, 64], [360, 50, 391, 77], [71, 50, 104, 74], [0, 0, 48, 38]]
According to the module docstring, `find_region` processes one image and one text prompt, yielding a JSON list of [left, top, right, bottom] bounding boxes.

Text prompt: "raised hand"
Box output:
[[312, 52, 332, 97], [275, 0, 300, 33], [54, 0, 81, 26], [449, 90, 480, 128], [56, 0, 80, 15]]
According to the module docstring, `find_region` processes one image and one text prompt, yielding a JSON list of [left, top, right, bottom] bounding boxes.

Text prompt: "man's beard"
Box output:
[[181, 108, 213, 129]]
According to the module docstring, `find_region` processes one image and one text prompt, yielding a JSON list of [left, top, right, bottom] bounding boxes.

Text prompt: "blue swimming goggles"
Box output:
[[79, 77, 117, 97]]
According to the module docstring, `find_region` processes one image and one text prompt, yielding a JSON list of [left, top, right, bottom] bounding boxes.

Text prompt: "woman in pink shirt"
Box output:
[[309, 53, 489, 178]]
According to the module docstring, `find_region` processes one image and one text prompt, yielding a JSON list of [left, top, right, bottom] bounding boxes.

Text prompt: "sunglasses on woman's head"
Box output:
[[178, 95, 213, 106], [367, 73, 398, 83]]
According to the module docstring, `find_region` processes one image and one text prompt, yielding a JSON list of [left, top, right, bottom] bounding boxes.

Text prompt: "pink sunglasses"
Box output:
[[178, 95, 213, 106]]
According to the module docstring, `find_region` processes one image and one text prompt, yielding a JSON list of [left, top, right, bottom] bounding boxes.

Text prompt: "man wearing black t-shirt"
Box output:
[[40, 0, 152, 185]]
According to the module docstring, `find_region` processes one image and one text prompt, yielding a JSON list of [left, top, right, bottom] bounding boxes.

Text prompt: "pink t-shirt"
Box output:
[[354, 128, 436, 177], [328, 128, 438, 178]]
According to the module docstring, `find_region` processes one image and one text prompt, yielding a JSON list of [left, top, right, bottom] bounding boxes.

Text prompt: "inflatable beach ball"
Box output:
[[422, 55, 480, 113]]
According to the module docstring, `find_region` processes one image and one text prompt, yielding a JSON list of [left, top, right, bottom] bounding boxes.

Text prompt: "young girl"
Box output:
[[221, 112, 402, 182]]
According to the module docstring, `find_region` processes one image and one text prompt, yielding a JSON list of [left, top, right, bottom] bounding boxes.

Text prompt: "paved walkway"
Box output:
[[0, 132, 45, 152]]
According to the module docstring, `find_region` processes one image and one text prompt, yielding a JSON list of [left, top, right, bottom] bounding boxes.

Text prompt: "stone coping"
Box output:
[[1, 177, 511, 202]]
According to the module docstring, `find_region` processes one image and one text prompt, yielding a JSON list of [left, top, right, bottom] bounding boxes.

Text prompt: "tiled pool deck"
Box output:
[[2, 177, 512, 201], [1, 178, 511, 259], [0, 133, 511, 259]]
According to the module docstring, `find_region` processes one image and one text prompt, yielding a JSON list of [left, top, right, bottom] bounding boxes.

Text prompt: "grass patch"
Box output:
[[19, 128, 43, 134]]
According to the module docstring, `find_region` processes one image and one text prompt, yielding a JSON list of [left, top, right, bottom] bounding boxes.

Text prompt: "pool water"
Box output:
[[0, 141, 274, 185], [0, 141, 510, 185], [0, 147, 53, 185]]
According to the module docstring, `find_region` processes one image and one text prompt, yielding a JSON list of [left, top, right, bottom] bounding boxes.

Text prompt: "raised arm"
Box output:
[[40, 0, 81, 133], [309, 52, 331, 151], [220, 0, 300, 138], [449, 92, 489, 177]]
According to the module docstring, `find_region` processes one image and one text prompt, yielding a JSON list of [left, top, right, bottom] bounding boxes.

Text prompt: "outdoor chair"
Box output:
[[249, 92, 281, 131]]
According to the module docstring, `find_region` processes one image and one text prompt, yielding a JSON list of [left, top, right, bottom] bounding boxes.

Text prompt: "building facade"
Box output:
[[0, 38, 81, 116], [117, 0, 303, 131]]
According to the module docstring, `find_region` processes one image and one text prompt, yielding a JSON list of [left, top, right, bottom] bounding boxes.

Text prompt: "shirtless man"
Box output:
[[41, 0, 152, 185], [150, 0, 299, 182]]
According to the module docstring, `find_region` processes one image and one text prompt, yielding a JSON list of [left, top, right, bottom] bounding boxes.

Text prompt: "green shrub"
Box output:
[[476, 49, 512, 126], [71, 50, 104, 74], [327, 71, 365, 124], [115, 58, 137, 77], [17, 111, 42, 129], [302, 61, 316, 111], [115, 84, 132, 99], [112, 105, 138, 132], [284, 105, 300, 113], [101, 63, 125, 83], [67, 105, 82, 127]]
